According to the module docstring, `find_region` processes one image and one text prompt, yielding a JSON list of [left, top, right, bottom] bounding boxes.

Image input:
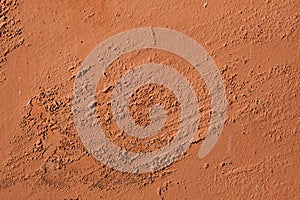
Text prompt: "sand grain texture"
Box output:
[[0, 0, 299, 199]]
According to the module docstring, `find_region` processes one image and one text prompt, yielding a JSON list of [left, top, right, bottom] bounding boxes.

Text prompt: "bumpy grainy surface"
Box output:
[[0, 0, 299, 199]]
